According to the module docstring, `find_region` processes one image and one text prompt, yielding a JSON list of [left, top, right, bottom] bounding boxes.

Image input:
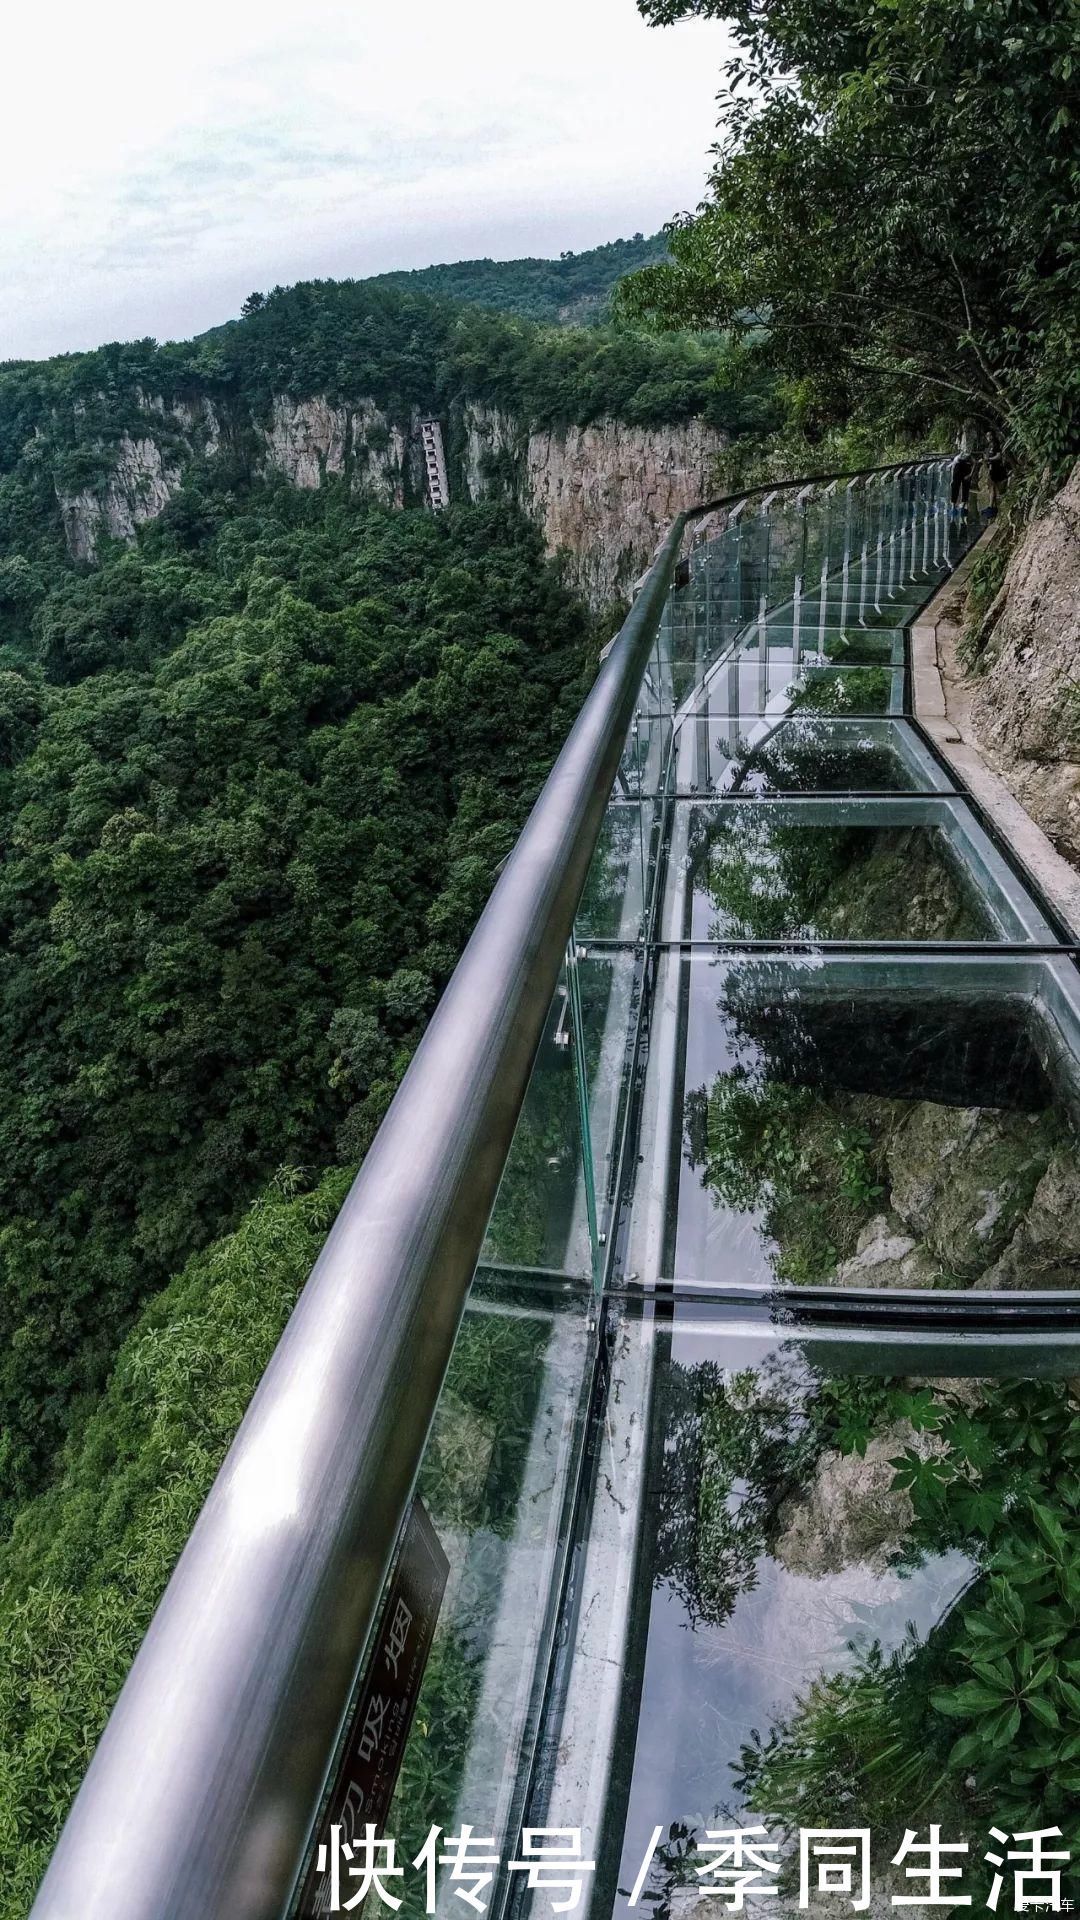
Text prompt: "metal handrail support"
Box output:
[[28, 458, 948, 1920]]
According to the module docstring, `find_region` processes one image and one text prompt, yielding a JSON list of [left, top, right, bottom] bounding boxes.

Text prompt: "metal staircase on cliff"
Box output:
[[421, 418, 450, 510]]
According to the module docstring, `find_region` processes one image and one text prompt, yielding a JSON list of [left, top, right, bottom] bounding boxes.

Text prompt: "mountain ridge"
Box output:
[[357, 230, 669, 324]]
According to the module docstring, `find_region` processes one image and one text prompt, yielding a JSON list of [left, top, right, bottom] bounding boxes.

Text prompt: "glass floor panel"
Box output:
[[675, 661, 907, 717], [783, 664, 905, 716], [668, 716, 954, 795], [660, 798, 1049, 944], [622, 952, 1080, 1293], [725, 626, 908, 665], [547, 1304, 1080, 1919]]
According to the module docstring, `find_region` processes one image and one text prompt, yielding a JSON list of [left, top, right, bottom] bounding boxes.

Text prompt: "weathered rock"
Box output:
[[834, 1213, 940, 1289], [261, 394, 350, 489], [1006, 759, 1080, 868], [981, 1143, 1080, 1289], [460, 403, 729, 604], [816, 826, 984, 940], [886, 1102, 1056, 1280], [259, 395, 416, 505], [964, 459, 1080, 863], [773, 1422, 921, 1576], [524, 417, 727, 607], [140, 389, 222, 456], [57, 433, 184, 562], [459, 403, 523, 499], [51, 387, 728, 610]]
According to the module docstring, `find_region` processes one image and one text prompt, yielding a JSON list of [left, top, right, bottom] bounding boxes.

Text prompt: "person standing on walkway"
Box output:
[[949, 447, 975, 518], [986, 439, 1009, 516]]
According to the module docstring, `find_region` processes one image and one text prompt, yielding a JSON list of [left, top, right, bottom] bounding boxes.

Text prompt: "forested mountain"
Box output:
[[4, 277, 757, 467], [203, 277, 738, 427], [0, 278, 777, 589], [363, 231, 669, 324]]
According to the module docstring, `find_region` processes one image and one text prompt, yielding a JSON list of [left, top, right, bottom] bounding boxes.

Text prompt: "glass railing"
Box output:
[[39, 458, 1062, 1920]]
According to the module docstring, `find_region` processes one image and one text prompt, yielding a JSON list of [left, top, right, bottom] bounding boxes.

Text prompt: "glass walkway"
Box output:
[[396, 464, 1080, 1918], [32, 462, 1080, 1920]]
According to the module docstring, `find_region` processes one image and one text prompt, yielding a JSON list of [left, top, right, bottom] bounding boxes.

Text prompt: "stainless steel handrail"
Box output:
[[29, 457, 946, 1920]]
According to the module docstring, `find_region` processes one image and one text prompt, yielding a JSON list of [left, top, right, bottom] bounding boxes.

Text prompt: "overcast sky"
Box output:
[[2, 0, 728, 363]]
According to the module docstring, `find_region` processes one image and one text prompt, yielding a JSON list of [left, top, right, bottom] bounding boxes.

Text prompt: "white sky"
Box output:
[[1, 0, 729, 362]]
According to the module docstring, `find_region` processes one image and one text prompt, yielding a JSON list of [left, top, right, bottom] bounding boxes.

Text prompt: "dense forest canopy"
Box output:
[[619, 0, 1080, 468], [361, 231, 670, 324], [201, 280, 748, 425], [0, 476, 605, 1522]]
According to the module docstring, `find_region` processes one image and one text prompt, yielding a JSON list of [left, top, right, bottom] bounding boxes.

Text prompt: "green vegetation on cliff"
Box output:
[[651, 1353, 1080, 1906], [734, 1372, 1080, 1893]]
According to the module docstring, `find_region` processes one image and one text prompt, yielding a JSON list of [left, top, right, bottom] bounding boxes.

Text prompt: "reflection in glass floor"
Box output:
[[668, 798, 1046, 943], [717, 624, 908, 664], [676, 659, 909, 717], [673, 717, 953, 794], [659, 955, 1080, 1292], [564, 1309, 1080, 1918]]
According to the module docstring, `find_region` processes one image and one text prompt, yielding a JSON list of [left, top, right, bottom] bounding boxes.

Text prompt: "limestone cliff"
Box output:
[[51, 390, 728, 607], [955, 459, 1080, 863], [258, 396, 421, 506], [57, 435, 183, 563], [460, 404, 728, 604]]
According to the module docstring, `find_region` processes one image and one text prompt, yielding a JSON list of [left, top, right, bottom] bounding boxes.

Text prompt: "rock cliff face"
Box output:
[[527, 419, 727, 605], [58, 435, 185, 563], [461, 404, 728, 604], [829, 1099, 1072, 1291], [52, 391, 728, 607], [961, 459, 1080, 862], [774, 1422, 923, 1576], [259, 395, 420, 506], [54, 392, 221, 562]]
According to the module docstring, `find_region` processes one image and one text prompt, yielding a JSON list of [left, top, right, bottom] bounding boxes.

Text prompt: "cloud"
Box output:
[[80, 114, 527, 275], [1, 0, 729, 359]]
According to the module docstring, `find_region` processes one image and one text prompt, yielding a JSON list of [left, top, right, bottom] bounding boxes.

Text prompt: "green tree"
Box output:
[[619, 0, 1080, 465]]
